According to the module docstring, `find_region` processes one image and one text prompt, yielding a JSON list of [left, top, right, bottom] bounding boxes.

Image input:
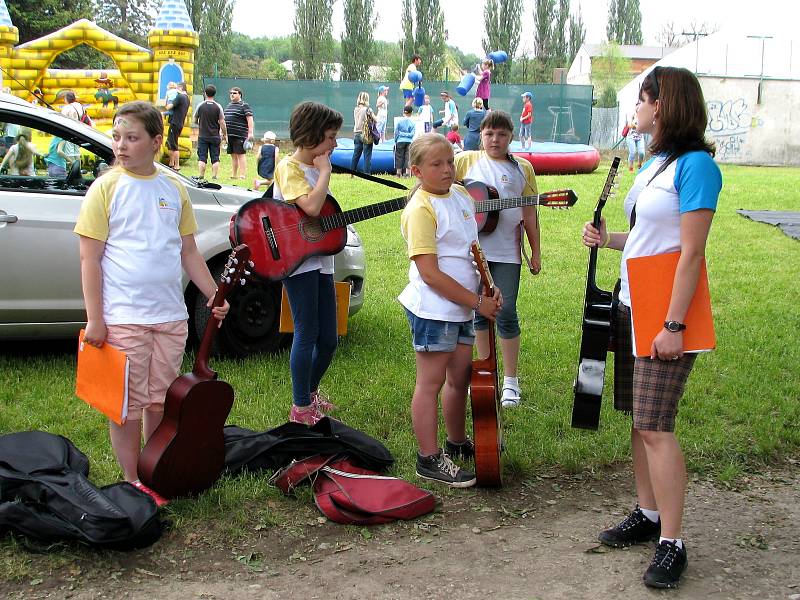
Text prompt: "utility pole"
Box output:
[[681, 31, 708, 73], [747, 35, 773, 104]]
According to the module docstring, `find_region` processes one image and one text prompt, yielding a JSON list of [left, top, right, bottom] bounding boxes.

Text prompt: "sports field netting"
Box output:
[[204, 78, 593, 144]]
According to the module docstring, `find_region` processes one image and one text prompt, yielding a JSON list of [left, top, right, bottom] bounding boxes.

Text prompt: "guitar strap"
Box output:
[[260, 164, 409, 199], [506, 153, 539, 274], [630, 153, 679, 228]]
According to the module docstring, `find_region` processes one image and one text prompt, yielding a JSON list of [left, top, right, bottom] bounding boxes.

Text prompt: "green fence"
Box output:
[[204, 77, 594, 144]]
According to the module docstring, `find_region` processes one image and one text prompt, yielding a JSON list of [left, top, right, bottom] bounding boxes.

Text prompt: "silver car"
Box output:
[[0, 94, 365, 356]]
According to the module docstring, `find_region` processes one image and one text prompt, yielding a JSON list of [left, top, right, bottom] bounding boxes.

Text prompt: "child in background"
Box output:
[[162, 82, 178, 118], [399, 133, 502, 487], [446, 124, 463, 153], [0, 127, 41, 175], [375, 86, 389, 142], [519, 91, 534, 149], [74, 101, 229, 506], [253, 130, 279, 191], [273, 102, 343, 425], [455, 110, 540, 408], [475, 59, 494, 110], [417, 94, 434, 136], [44, 136, 69, 177], [394, 105, 416, 177]]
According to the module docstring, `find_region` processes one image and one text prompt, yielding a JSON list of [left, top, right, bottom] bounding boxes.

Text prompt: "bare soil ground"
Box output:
[[2, 460, 798, 600]]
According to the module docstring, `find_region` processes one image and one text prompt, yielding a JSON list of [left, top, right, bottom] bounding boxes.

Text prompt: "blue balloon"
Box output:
[[408, 70, 422, 84], [488, 50, 508, 64], [413, 85, 426, 107], [456, 73, 475, 96]]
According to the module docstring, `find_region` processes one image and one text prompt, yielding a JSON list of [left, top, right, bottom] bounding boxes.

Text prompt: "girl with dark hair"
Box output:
[[582, 66, 722, 589]]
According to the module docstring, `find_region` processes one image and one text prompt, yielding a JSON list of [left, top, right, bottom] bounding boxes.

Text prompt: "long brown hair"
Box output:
[[13, 127, 33, 169], [641, 66, 715, 157]]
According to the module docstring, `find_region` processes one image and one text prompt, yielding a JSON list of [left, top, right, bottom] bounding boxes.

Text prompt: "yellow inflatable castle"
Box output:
[[0, 0, 198, 162]]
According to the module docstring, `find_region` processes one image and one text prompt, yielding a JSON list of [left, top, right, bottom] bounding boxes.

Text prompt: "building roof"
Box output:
[[582, 44, 678, 60]]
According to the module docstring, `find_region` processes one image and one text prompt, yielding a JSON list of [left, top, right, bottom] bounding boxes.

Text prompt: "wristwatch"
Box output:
[[664, 320, 687, 332]]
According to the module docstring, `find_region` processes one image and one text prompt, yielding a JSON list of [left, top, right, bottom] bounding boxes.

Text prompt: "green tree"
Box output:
[[532, 0, 555, 82], [568, 6, 586, 64], [399, 0, 415, 79], [606, 0, 643, 45], [550, 0, 569, 66], [292, 0, 335, 80], [185, 0, 234, 84], [94, 0, 157, 47], [341, 0, 376, 81], [412, 0, 448, 80], [591, 42, 632, 107], [482, 0, 522, 84]]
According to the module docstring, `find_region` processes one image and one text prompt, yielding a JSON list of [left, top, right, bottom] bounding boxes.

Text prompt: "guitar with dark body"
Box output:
[[469, 241, 503, 487], [138, 245, 252, 499], [232, 188, 576, 282], [572, 157, 621, 430]]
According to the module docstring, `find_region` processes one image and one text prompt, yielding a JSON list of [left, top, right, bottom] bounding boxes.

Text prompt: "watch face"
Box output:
[[665, 321, 684, 332]]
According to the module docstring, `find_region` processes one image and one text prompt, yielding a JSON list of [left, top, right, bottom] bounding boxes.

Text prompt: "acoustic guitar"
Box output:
[[572, 158, 621, 430], [464, 182, 578, 233], [138, 244, 252, 499], [232, 188, 577, 282], [469, 241, 503, 487]]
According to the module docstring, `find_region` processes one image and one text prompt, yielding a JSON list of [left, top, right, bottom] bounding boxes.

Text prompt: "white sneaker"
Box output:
[[501, 385, 521, 408]]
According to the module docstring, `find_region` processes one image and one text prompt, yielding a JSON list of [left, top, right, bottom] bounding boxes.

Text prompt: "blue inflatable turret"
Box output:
[[456, 73, 475, 96]]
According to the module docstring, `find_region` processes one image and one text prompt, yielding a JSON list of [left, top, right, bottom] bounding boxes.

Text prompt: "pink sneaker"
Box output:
[[311, 390, 336, 413], [290, 404, 324, 426], [131, 480, 169, 507]]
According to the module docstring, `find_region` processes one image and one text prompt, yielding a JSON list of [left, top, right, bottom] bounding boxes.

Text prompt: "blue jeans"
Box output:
[[283, 270, 338, 407], [473, 261, 522, 339], [351, 133, 373, 173], [627, 135, 645, 166]]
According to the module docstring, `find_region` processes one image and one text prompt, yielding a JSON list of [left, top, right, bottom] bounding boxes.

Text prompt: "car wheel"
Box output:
[[192, 259, 290, 358]]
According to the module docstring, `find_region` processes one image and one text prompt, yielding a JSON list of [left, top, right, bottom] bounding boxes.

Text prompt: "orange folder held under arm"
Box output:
[[75, 329, 130, 425], [627, 252, 716, 357]]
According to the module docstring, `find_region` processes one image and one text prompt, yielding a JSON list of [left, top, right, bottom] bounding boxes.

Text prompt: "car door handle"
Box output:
[[0, 214, 18, 223]]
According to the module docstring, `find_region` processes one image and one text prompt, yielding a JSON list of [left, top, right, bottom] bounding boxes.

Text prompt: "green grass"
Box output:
[[1, 152, 799, 576]]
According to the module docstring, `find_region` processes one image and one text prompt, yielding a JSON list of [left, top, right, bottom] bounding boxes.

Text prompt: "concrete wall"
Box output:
[[700, 76, 800, 166]]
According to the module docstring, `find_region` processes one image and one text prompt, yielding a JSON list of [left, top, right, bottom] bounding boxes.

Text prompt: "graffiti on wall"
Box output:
[[706, 97, 761, 160]]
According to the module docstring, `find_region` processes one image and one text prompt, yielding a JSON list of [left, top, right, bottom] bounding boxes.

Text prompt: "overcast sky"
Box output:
[[231, 0, 785, 56]]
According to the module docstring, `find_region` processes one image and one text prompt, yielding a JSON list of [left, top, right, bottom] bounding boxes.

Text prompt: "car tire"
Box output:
[[192, 258, 290, 358]]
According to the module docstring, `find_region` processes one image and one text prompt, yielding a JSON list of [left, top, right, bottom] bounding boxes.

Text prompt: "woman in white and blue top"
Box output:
[[582, 66, 722, 590]]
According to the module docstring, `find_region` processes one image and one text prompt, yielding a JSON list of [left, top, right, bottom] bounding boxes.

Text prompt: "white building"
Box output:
[[567, 44, 677, 86]]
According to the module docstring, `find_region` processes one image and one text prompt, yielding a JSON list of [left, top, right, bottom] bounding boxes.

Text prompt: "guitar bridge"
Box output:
[[262, 216, 280, 260]]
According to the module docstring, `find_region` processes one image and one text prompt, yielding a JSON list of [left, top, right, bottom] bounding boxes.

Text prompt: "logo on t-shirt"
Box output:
[[158, 196, 177, 211], [500, 174, 510, 184]]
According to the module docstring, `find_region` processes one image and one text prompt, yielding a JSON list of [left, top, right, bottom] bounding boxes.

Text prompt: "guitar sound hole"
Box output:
[[298, 217, 324, 242]]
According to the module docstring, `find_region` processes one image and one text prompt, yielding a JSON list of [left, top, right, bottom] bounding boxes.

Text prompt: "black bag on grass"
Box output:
[[0, 431, 164, 549]]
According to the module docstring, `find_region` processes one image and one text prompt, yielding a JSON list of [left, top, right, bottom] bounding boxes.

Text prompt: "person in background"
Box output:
[[624, 112, 646, 172], [394, 104, 416, 177], [446, 123, 463, 153], [375, 86, 389, 142], [61, 91, 91, 125], [0, 127, 41, 175], [254, 131, 278, 191], [44, 136, 70, 177], [74, 101, 229, 507], [224, 87, 254, 180], [455, 110, 540, 409], [194, 84, 227, 180], [351, 91, 374, 174], [400, 54, 422, 107], [273, 101, 343, 425], [417, 94, 435, 136], [519, 91, 534, 150], [165, 82, 189, 171], [162, 82, 178, 119], [439, 91, 458, 132], [582, 66, 722, 590], [399, 133, 502, 488], [462, 97, 486, 151], [475, 59, 494, 110]]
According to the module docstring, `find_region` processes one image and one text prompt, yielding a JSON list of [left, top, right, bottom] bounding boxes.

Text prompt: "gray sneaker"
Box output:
[[416, 450, 476, 488]]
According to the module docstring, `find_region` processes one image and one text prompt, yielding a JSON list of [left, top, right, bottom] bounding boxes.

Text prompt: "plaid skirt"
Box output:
[[613, 304, 697, 432]]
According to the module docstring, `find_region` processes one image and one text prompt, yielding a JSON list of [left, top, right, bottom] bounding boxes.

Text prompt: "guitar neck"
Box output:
[[320, 196, 407, 232], [474, 194, 541, 213]]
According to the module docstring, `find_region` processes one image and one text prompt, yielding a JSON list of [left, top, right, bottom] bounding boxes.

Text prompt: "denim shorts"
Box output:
[[519, 123, 531, 138], [405, 308, 475, 352]]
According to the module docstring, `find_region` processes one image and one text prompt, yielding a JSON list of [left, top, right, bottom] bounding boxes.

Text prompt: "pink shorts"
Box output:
[[106, 321, 188, 420]]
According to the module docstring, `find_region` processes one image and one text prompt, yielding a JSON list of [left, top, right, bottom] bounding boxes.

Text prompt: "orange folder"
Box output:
[[279, 281, 351, 337], [627, 252, 716, 357], [75, 329, 130, 425]]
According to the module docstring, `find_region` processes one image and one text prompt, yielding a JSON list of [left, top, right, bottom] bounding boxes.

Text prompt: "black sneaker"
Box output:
[[445, 437, 475, 460], [644, 540, 687, 589], [416, 450, 476, 488], [598, 506, 661, 547]]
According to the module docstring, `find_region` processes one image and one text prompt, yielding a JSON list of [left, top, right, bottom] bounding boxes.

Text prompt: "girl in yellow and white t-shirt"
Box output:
[[399, 133, 502, 488]]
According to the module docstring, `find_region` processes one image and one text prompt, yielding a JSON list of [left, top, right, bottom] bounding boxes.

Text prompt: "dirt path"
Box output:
[[3, 461, 798, 600]]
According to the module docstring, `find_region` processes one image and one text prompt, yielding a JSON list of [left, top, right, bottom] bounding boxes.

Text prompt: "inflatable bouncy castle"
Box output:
[[0, 0, 198, 161]]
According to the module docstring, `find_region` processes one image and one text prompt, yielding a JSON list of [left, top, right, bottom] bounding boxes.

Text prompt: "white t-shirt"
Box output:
[[619, 151, 722, 307], [272, 156, 335, 277], [74, 168, 198, 325], [398, 185, 479, 322], [454, 151, 538, 263]]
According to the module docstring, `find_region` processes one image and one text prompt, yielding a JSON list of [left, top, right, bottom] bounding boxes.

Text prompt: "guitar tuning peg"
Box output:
[[224, 276, 231, 284], [231, 257, 239, 265], [239, 278, 246, 285], [244, 269, 251, 276], [248, 260, 255, 267]]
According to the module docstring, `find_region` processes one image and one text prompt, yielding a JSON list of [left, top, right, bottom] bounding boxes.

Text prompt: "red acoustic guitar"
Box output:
[[469, 241, 503, 487], [232, 188, 577, 282], [465, 181, 578, 233], [138, 245, 252, 499]]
